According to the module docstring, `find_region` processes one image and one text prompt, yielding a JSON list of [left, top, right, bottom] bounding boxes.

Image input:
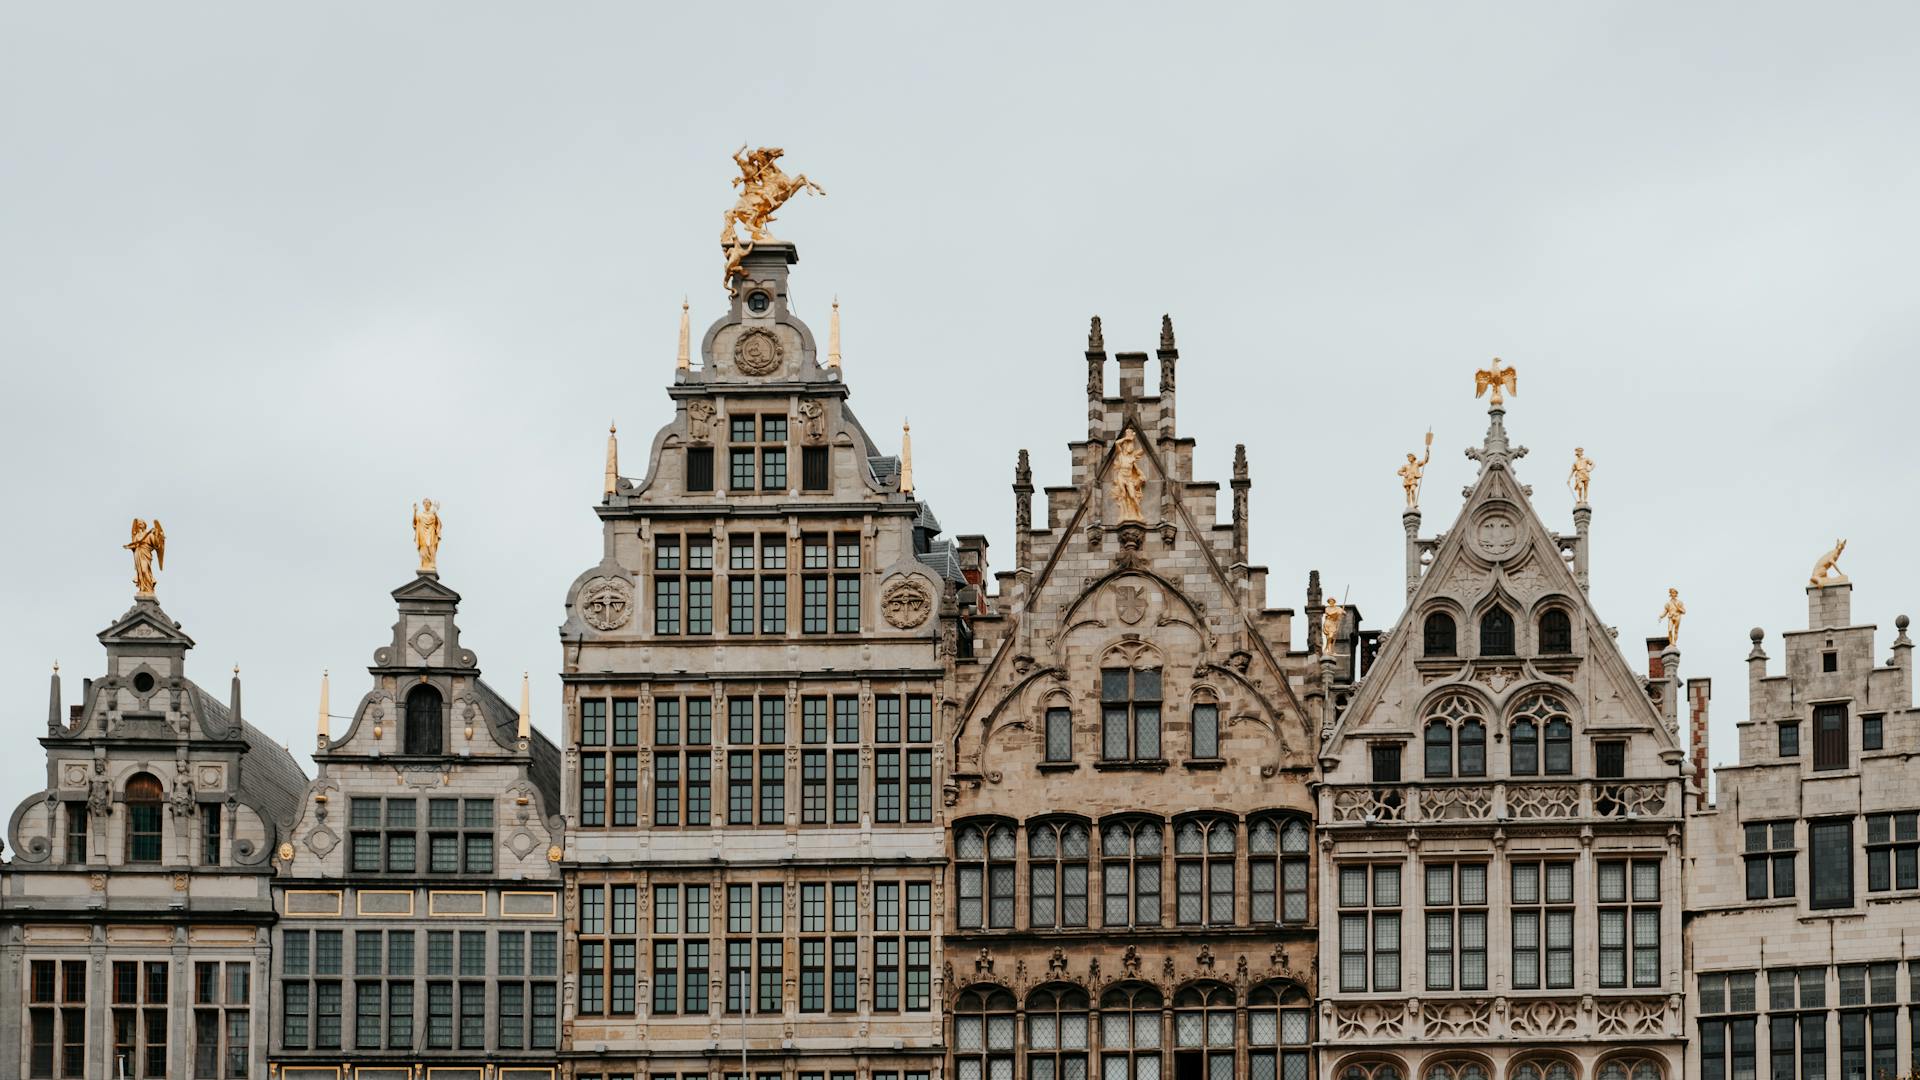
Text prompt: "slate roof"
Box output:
[[473, 677, 562, 813], [190, 682, 310, 837]]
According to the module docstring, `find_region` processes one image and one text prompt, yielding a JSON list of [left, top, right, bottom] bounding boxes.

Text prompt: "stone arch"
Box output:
[[1335, 1056, 1410, 1080], [1593, 1051, 1666, 1080], [1416, 1052, 1495, 1080], [1511, 1052, 1582, 1080]]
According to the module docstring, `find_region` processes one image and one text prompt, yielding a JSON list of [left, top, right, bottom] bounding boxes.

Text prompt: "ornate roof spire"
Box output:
[[676, 298, 691, 371], [900, 419, 914, 495], [316, 670, 330, 742], [1159, 313, 1176, 353], [518, 672, 531, 741], [603, 421, 619, 499], [1466, 359, 1528, 473], [230, 663, 243, 725], [1087, 315, 1105, 353], [828, 296, 842, 369]]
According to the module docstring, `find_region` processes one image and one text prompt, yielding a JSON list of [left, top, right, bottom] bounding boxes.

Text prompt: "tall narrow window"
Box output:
[[1595, 740, 1626, 779], [1458, 720, 1486, 777], [1192, 702, 1220, 759], [1423, 612, 1457, 657], [686, 446, 714, 492], [1511, 719, 1539, 776], [1425, 862, 1489, 991], [1100, 666, 1163, 762], [1810, 819, 1853, 909], [1480, 606, 1515, 656], [1099, 819, 1163, 928], [201, 802, 222, 865], [126, 774, 164, 863], [404, 685, 443, 756], [801, 445, 829, 491], [1867, 811, 1920, 892], [1512, 861, 1575, 989], [1813, 704, 1848, 771], [1338, 864, 1401, 992], [1371, 744, 1401, 783], [1249, 816, 1311, 925], [953, 989, 1017, 1080], [1044, 707, 1073, 763], [1778, 721, 1800, 758], [1545, 718, 1573, 775], [66, 803, 88, 864], [1597, 859, 1662, 988], [1424, 721, 1453, 779], [1028, 820, 1090, 929], [1744, 821, 1796, 900], [1025, 985, 1090, 1080], [1176, 817, 1236, 926], [1539, 609, 1572, 654], [955, 822, 1016, 929]]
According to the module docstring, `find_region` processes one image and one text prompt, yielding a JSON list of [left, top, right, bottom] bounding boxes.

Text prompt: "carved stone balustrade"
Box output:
[[1323, 779, 1680, 827], [1324, 995, 1678, 1043]]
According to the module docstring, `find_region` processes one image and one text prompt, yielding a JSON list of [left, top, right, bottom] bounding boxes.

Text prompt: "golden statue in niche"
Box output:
[[125, 518, 165, 597], [1110, 429, 1147, 522], [1810, 538, 1848, 586], [1398, 429, 1433, 508], [1322, 596, 1345, 655], [721, 145, 825, 292], [1568, 447, 1596, 504], [1474, 357, 1518, 406], [1660, 587, 1686, 646], [412, 499, 442, 574]]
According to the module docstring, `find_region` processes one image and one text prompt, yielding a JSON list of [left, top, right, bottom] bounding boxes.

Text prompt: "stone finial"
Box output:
[[1748, 627, 1767, 661], [1014, 448, 1032, 489], [229, 664, 243, 726], [316, 670, 330, 743], [47, 661, 61, 732], [900, 419, 914, 495], [1087, 315, 1104, 354], [1159, 313, 1176, 353], [676, 297, 691, 371], [828, 296, 842, 369], [518, 672, 531, 741], [1897, 614, 1912, 649], [603, 421, 619, 499], [1233, 444, 1249, 484], [1307, 569, 1323, 606]]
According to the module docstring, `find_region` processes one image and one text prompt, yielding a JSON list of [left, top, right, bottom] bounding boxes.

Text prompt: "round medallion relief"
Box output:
[[880, 575, 933, 629], [580, 575, 634, 631], [733, 327, 785, 377], [1473, 509, 1521, 560]]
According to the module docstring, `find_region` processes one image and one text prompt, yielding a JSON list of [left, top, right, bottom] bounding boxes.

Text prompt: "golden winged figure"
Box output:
[[1474, 358, 1518, 406], [126, 518, 165, 597]]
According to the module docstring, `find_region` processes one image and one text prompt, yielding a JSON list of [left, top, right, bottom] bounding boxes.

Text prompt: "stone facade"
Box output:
[[554, 241, 956, 1080], [267, 571, 565, 1080], [943, 317, 1324, 1080], [1317, 401, 1690, 1080], [1684, 581, 1920, 1080], [1, 596, 309, 1079]]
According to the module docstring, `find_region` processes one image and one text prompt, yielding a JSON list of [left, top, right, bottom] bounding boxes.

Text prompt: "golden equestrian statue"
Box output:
[[721, 145, 825, 292], [1474, 358, 1518, 407], [125, 518, 165, 597], [1660, 588, 1686, 646], [1810, 538, 1848, 586], [1398, 429, 1433, 509], [413, 499, 442, 574]]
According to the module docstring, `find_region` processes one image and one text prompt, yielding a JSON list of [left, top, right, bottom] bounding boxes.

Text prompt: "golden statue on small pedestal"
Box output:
[[1474, 358, 1518, 406], [413, 500, 442, 574], [125, 518, 165, 597], [1398, 429, 1432, 509], [1110, 429, 1147, 522], [1322, 596, 1345, 655], [1660, 588, 1686, 646], [721, 145, 825, 292], [1810, 539, 1848, 586], [1567, 447, 1596, 504]]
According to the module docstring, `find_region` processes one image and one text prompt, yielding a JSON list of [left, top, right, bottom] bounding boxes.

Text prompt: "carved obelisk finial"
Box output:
[[518, 672, 531, 741], [1159, 314, 1176, 352], [676, 298, 691, 371], [47, 661, 62, 733], [1088, 315, 1105, 353], [900, 419, 914, 495], [316, 670, 330, 744], [230, 664, 243, 726], [828, 296, 842, 369], [604, 421, 619, 499]]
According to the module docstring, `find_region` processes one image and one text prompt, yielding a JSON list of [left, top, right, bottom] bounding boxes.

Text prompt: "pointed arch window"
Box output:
[[1479, 607, 1515, 656], [1250, 816, 1311, 925], [1176, 817, 1236, 926], [1539, 609, 1573, 654], [1423, 612, 1457, 658], [1100, 818, 1164, 928], [1098, 983, 1163, 1080], [956, 822, 1016, 929], [1026, 985, 1090, 1080], [405, 685, 444, 756], [1510, 693, 1573, 776], [1027, 820, 1089, 928], [125, 774, 164, 863], [954, 986, 1016, 1080], [1422, 693, 1486, 779]]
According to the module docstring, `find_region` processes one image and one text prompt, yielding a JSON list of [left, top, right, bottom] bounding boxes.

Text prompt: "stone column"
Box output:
[[1571, 503, 1592, 592], [1402, 510, 1422, 597]]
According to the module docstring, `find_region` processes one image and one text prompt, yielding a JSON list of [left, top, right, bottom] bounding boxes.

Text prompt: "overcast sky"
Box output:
[[3, 3, 1917, 811]]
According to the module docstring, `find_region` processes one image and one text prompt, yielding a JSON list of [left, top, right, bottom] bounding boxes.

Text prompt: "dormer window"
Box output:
[[1480, 607, 1515, 656], [1539, 610, 1572, 654], [126, 774, 164, 863], [1423, 613, 1457, 658]]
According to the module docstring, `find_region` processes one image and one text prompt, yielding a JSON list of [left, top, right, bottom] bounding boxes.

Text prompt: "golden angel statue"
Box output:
[[720, 145, 825, 291], [1659, 587, 1686, 646], [1322, 596, 1345, 655], [1567, 447, 1596, 503], [1398, 429, 1433, 508], [412, 499, 442, 574], [1810, 538, 1848, 586], [1474, 358, 1517, 406], [125, 518, 165, 597], [1110, 429, 1148, 522]]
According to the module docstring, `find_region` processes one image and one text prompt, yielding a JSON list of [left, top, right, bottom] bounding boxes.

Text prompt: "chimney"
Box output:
[[1645, 637, 1668, 680], [1116, 352, 1148, 400], [1687, 678, 1712, 808]]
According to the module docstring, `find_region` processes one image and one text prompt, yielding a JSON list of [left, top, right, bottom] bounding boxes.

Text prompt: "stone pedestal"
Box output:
[[1807, 580, 1852, 628]]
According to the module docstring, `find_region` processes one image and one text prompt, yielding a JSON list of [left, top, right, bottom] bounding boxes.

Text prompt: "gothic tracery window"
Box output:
[[1510, 692, 1574, 776], [956, 822, 1017, 929], [1100, 983, 1163, 1080], [1101, 663, 1163, 761], [1028, 820, 1090, 929], [1249, 815, 1311, 925], [1025, 985, 1090, 1080], [1176, 817, 1237, 926], [1422, 693, 1487, 778], [1512, 1059, 1576, 1080], [1175, 984, 1237, 1080], [1596, 1058, 1662, 1080], [954, 986, 1016, 1080], [1340, 1061, 1407, 1080], [1425, 1062, 1491, 1080], [1100, 818, 1164, 928], [1248, 983, 1312, 1080]]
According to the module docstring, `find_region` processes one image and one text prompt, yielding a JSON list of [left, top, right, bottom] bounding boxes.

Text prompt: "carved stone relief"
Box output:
[[880, 576, 933, 629], [733, 327, 785, 376], [580, 576, 635, 631]]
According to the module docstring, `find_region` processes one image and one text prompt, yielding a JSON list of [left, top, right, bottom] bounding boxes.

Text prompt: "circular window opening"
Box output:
[[746, 291, 771, 314], [132, 672, 156, 694]]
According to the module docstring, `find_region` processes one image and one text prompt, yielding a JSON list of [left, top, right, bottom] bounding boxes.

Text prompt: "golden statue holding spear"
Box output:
[[1398, 429, 1433, 508]]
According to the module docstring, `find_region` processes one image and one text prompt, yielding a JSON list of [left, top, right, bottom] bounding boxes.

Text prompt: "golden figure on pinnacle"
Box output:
[[721, 145, 825, 293], [1474, 358, 1518, 407]]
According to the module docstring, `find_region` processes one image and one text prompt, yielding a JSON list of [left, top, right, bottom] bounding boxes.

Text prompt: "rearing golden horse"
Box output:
[[721, 145, 825, 291]]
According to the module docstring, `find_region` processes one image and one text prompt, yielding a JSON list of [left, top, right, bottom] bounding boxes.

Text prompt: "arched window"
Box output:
[[1512, 719, 1539, 775], [1597, 1059, 1661, 1080], [1250, 816, 1311, 925], [954, 986, 1016, 1080], [1099, 983, 1163, 1079], [1546, 718, 1573, 775], [1028, 820, 1090, 929], [1248, 983, 1312, 1080], [1459, 720, 1486, 777], [1423, 612, 1457, 658], [1176, 817, 1236, 926], [1539, 609, 1573, 654], [1026, 985, 1090, 1080], [1479, 607, 1515, 656], [405, 684, 444, 755], [1426, 1062, 1492, 1080], [956, 822, 1017, 929], [1101, 818, 1163, 928], [1341, 1062, 1407, 1080], [1424, 721, 1453, 779], [1513, 1060, 1576, 1080], [1175, 984, 1236, 1077], [125, 773, 164, 863], [1511, 693, 1573, 776]]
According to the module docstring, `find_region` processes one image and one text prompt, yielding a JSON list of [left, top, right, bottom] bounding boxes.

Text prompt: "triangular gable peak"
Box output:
[[1323, 401, 1681, 779]]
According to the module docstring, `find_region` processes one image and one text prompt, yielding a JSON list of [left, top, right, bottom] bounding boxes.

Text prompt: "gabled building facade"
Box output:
[[1, 591, 309, 1080], [556, 241, 958, 1080], [1685, 578, 1920, 1080], [1317, 399, 1690, 1080], [268, 569, 565, 1080], [943, 317, 1323, 1080]]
